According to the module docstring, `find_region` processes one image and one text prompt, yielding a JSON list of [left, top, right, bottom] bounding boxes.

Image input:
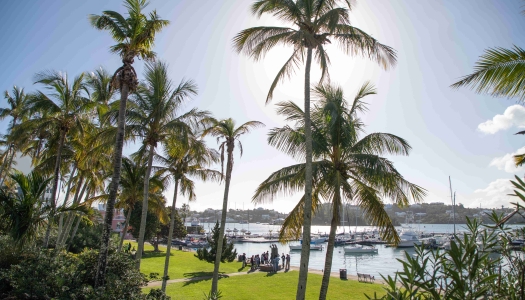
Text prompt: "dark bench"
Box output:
[[357, 273, 375, 283]]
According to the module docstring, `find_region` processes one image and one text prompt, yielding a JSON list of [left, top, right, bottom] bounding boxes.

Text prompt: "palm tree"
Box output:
[[0, 86, 31, 185], [125, 60, 204, 268], [22, 71, 92, 248], [202, 118, 264, 294], [253, 83, 426, 300], [158, 133, 222, 292], [451, 45, 525, 167], [233, 2, 396, 297], [0, 171, 52, 248], [89, 0, 169, 285], [115, 157, 165, 252]]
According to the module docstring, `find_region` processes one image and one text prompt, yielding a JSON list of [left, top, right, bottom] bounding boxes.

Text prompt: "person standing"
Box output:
[[281, 253, 285, 268], [242, 253, 246, 268], [285, 254, 290, 270], [274, 256, 280, 272]]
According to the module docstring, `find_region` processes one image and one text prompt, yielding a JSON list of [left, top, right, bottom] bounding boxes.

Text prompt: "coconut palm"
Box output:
[[115, 157, 165, 252], [451, 46, 525, 167], [21, 71, 92, 248], [157, 133, 222, 292], [0, 171, 52, 248], [0, 86, 31, 185], [90, 0, 169, 285], [233, 2, 396, 296], [253, 83, 425, 300], [202, 118, 264, 294], [124, 60, 205, 268]]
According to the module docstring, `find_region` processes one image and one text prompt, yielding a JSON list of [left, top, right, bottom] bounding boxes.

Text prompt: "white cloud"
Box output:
[[490, 146, 525, 173], [469, 179, 516, 208], [478, 104, 525, 134]]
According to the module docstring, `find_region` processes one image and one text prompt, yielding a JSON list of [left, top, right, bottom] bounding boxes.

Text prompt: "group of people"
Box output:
[[241, 245, 291, 273]]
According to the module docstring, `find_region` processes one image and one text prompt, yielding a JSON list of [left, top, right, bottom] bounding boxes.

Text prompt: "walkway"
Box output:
[[146, 266, 381, 288]]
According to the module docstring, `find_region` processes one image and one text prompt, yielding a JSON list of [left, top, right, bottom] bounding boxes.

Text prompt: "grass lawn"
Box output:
[[131, 240, 386, 299], [127, 241, 244, 280], [144, 271, 386, 300]]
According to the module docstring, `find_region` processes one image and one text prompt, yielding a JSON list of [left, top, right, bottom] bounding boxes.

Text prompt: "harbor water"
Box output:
[[190, 222, 524, 279]]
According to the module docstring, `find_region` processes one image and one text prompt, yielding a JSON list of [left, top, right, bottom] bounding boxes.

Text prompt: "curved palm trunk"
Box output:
[[0, 146, 14, 185], [43, 130, 66, 248], [0, 116, 18, 185], [319, 186, 341, 300], [66, 216, 82, 252], [118, 207, 133, 253], [211, 143, 234, 294], [56, 166, 77, 243], [58, 179, 87, 249], [162, 179, 179, 292], [62, 189, 91, 250], [136, 144, 155, 269], [95, 82, 129, 287], [297, 47, 314, 300]]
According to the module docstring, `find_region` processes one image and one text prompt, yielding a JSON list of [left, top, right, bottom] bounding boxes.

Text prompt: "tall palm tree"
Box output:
[[158, 133, 222, 292], [89, 0, 169, 286], [0, 86, 31, 185], [254, 83, 426, 300], [0, 171, 52, 248], [202, 118, 264, 294], [125, 60, 204, 268], [233, 2, 396, 297], [22, 71, 92, 248]]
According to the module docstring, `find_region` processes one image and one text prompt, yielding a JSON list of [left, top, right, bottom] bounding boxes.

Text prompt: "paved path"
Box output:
[[146, 266, 381, 288]]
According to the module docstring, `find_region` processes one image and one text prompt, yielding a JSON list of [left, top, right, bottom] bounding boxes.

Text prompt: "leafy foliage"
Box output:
[[367, 214, 525, 300], [160, 210, 187, 240], [195, 221, 237, 263], [0, 248, 172, 299], [128, 202, 161, 247]]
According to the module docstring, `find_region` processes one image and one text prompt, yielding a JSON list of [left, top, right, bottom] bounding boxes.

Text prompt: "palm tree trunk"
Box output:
[[66, 216, 82, 252], [319, 186, 341, 300], [118, 208, 133, 253], [136, 143, 155, 269], [65, 191, 92, 251], [162, 179, 179, 292], [95, 81, 130, 287], [0, 146, 15, 185], [57, 169, 79, 246], [0, 116, 17, 185], [43, 130, 66, 248], [0, 145, 12, 185], [297, 47, 314, 300], [212, 143, 234, 294], [58, 179, 87, 248]]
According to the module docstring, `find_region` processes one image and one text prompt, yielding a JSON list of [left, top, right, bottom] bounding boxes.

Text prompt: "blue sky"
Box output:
[[1, 0, 525, 212]]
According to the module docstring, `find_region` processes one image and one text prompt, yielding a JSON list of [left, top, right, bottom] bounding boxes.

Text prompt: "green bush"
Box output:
[[367, 214, 525, 300], [0, 248, 170, 299]]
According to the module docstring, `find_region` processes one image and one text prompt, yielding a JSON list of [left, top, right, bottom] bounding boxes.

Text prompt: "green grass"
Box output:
[[132, 241, 386, 299], [144, 271, 385, 299], [127, 241, 244, 280]]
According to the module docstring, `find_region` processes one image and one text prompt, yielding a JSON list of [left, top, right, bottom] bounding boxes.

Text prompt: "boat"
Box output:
[[239, 220, 249, 224], [233, 228, 239, 233], [300, 235, 327, 244], [290, 244, 323, 251], [344, 245, 378, 254], [256, 222, 260, 224], [190, 219, 200, 226], [397, 229, 422, 248], [245, 231, 251, 235]]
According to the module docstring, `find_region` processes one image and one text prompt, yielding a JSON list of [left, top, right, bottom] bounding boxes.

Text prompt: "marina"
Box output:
[[181, 222, 525, 279]]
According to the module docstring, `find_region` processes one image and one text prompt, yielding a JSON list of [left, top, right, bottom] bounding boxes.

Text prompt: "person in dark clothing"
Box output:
[[281, 253, 285, 268], [285, 254, 290, 270]]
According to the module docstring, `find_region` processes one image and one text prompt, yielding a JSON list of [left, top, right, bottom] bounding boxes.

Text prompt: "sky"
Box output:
[[1, 0, 525, 213]]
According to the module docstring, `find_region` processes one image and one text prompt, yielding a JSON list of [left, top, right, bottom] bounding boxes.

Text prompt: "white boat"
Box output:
[[397, 229, 422, 248], [300, 235, 326, 244], [245, 231, 251, 235], [290, 244, 323, 251], [233, 228, 239, 233], [344, 245, 378, 254], [226, 228, 232, 233], [190, 219, 200, 226]]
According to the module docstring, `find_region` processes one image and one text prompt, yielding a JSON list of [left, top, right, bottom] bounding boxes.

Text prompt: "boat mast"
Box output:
[[449, 176, 456, 236]]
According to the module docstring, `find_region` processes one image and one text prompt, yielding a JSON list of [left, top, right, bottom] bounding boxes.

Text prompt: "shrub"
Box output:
[[0, 248, 170, 299]]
